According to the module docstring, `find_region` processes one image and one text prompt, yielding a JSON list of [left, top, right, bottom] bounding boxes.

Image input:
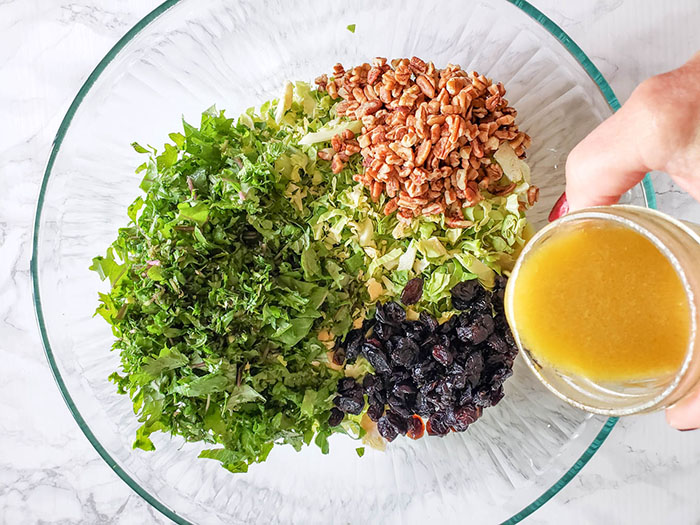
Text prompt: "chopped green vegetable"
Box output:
[[93, 90, 367, 472], [347, 24, 356, 33]]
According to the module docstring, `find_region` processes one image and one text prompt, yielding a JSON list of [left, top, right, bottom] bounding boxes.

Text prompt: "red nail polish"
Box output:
[[548, 192, 569, 222]]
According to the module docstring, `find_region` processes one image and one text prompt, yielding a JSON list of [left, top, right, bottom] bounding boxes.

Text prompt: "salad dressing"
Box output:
[[508, 222, 690, 381]]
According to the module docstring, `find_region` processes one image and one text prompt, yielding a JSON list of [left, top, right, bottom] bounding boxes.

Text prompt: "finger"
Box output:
[[565, 101, 651, 211], [666, 387, 700, 430]]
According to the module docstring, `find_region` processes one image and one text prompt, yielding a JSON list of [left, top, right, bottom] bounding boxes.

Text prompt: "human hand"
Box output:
[[562, 52, 700, 211], [555, 52, 700, 430]]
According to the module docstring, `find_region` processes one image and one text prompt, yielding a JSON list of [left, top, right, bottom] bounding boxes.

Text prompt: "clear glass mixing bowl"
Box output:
[[31, 0, 656, 523]]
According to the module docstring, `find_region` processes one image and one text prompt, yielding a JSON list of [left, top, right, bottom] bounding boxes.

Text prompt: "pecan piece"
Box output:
[[415, 74, 436, 98], [415, 140, 431, 167], [357, 100, 383, 117], [331, 155, 345, 174]]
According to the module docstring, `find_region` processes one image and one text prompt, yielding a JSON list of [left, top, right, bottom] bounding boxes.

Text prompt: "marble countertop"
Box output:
[[1, 1, 699, 523]]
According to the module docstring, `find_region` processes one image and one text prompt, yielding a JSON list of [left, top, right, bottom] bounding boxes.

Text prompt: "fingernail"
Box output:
[[678, 428, 698, 432], [548, 192, 569, 222]]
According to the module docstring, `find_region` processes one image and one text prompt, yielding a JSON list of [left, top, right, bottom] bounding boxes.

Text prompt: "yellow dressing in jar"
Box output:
[[508, 222, 690, 382]]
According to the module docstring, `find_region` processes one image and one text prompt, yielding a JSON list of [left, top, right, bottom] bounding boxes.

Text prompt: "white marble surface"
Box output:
[[1, 1, 699, 523]]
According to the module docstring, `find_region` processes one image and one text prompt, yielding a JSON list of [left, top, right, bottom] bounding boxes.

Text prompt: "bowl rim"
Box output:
[[30, 1, 656, 523]]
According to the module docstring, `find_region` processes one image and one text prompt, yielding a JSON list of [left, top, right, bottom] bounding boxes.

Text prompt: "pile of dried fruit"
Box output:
[[315, 58, 537, 225], [329, 277, 517, 441]]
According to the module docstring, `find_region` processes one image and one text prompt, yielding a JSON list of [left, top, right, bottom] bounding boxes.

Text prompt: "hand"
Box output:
[[564, 52, 700, 211], [559, 52, 700, 431]]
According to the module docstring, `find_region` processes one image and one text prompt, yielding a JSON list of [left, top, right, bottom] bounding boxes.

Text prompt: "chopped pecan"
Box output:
[[324, 58, 531, 224], [317, 148, 334, 161], [331, 155, 345, 174]]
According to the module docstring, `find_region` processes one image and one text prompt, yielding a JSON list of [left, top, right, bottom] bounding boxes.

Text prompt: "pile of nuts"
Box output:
[[315, 58, 536, 226]]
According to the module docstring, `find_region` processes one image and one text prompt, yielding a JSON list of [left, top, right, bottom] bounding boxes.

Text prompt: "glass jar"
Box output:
[[505, 205, 700, 416]]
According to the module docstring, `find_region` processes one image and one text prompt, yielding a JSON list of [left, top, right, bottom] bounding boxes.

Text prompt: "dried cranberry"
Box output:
[[328, 407, 344, 427], [393, 381, 417, 397], [473, 387, 493, 407], [439, 315, 459, 334], [431, 344, 453, 366], [426, 412, 450, 436], [486, 333, 509, 354], [362, 374, 380, 394], [343, 329, 364, 362], [401, 277, 424, 305], [458, 385, 474, 406], [334, 395, 364, 415], [386, 411, 409, 435], [377, 415, 399, 442], [451, 404, 481, 431], [489, 367, 513, 387], [464, 352, 484, 385], [449, 365, 468, 390], [471, 295, 492, 312], [406, 415, 425, 439], [367, 402, 385, 422], [456, 323, 490, 345], [412, 361, 438, 382], [362, 344, 391, 375], [373, 322, 394, 341], [377, 301, 406, 326], [414, 393, 432, 416], [490, 386, 505, 406], [419, 311, 438, 333], [337, 377, 358, 394], [388, 395, 412, 418], [391, 337, 419, 367]]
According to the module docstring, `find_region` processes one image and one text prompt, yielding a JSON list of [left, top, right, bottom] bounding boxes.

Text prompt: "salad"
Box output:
[[91, 57, 537, 473]]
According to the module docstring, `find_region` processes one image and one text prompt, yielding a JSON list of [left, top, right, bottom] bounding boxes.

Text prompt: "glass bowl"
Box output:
[[31, 0, 655, 523]]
